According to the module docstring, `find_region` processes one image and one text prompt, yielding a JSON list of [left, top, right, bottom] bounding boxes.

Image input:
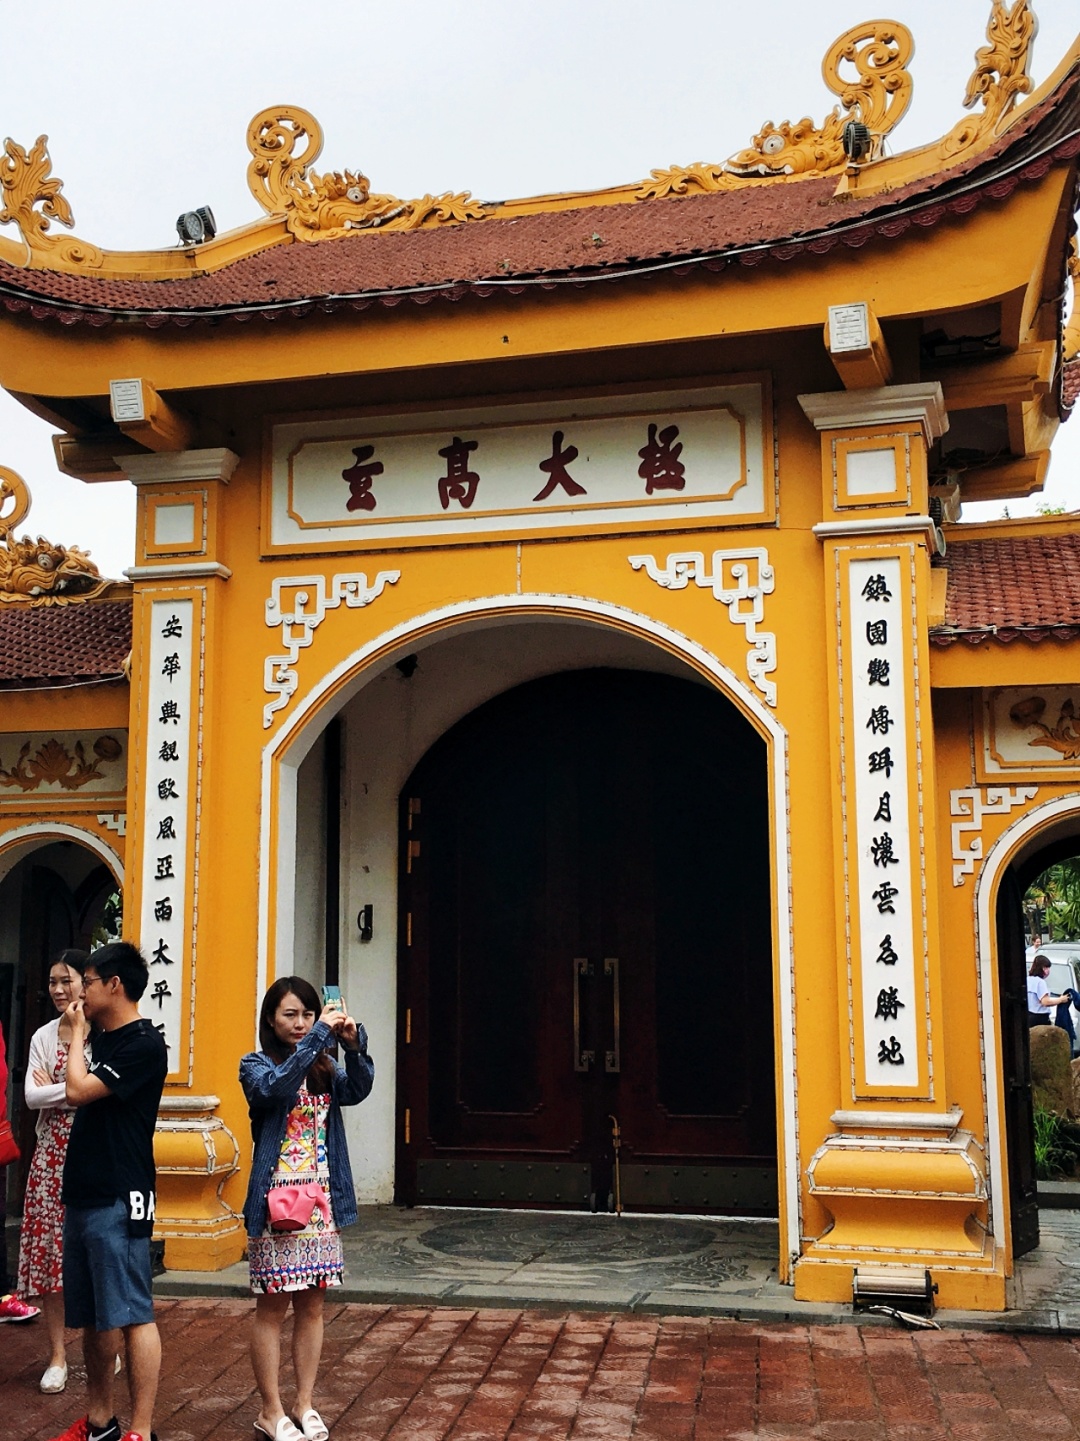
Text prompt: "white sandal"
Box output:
[[295, 1410, 330, 1441], [254, 1419, 305, 1441]]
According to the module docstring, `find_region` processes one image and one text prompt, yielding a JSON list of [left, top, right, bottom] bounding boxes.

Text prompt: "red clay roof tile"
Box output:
[[0, 599, 132, 687], [0, 63, 1077, 328], [932, 529, 1080, 646]]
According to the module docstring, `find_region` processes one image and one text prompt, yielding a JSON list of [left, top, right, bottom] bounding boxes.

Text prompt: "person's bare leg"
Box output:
[[40, 1291, 67, 1369], [251, 1293, 291, 1431], [84, 1325, 120, 1429], [290, 1289, 325, 1417], [124, 1320, 161, 1439]]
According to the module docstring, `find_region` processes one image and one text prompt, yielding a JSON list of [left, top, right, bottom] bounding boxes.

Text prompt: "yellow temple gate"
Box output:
[[0, 1, 1079, 1311]]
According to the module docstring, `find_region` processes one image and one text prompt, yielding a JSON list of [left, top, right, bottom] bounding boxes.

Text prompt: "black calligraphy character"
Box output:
[[437, 437, 480, 510], [868, 748, 894, 779], [875, 987, 905, 1021], [874, 792, 892, 824], [876, 934, 899, 966], [871, 833, 899, 868], [161, 614, 183, 639], [861, 573, 893, 603], [866, 706, 893, 736], [872, 881, 899, 914], [150, 978, 172, 1010], [153, 1022, 170, 1049], [161, 653, 181, 683], [159, 741, 179, 763], [155, 855, 175, 881], [877, 1036, 905, 1065], [342, 444, 384, 513], [533, 430, 587, 502], [868, 658, 891, 686], [866, 619, 888, 646], [152, 939, 173, 966], [157, 817, 176, 842], [158, 778, 179, 801], [159, 700, 181, 725], [638, 423, 685, 494], [154, 896, 173, 924]]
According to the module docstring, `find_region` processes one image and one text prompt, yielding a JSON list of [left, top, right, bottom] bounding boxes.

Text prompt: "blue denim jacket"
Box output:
[[239, 1019, 374, 1237]]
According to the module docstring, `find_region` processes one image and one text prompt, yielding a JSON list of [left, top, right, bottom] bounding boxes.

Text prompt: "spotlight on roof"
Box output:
[[842, 120, 873, 165], [175, 207, 217, 246]]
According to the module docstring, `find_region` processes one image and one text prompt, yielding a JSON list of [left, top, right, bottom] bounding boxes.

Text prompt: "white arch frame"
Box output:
[[975, 791, 1080, 1245], [257, 593, 798, 1261], [0, 820, 125, 889]]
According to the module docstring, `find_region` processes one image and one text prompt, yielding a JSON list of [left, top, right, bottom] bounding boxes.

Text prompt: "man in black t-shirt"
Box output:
[[48, 943, 168, 1441]]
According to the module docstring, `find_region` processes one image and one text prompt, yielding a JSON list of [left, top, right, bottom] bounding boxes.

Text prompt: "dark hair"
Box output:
[[258, 976, 333, 1094], [51, 948, 88, 979], [1030, 955, 1052, 978], [88, 941, 149, 1001]]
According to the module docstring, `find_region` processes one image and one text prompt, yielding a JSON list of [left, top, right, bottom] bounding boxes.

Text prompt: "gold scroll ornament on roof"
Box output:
[[0, 468, 110, 605]]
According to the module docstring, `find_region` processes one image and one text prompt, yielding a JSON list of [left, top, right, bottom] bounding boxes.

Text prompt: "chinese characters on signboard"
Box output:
[[138, 598, 195, 1075], [848, 556, 921, 1091], [271, 384, 771, 551]]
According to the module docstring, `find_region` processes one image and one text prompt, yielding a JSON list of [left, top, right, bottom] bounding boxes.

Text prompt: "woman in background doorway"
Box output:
[[17, 949, 89, 1392]]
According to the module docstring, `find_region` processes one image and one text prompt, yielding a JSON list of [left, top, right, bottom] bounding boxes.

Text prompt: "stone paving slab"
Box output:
[[7, 1299, 1080, 1439], [146, 1206, 1080, 1334]]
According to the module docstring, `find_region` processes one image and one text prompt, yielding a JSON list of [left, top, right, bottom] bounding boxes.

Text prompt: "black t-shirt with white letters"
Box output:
[[63, 1018, 168, 1235]]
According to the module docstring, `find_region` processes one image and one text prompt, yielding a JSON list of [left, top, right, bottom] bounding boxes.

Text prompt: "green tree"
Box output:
[[1026, 858, 1080, 941]]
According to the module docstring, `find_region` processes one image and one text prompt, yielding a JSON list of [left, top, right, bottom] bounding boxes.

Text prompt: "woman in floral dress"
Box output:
[[17, 949, 88, 1393], [240, 976, 373, 1441]]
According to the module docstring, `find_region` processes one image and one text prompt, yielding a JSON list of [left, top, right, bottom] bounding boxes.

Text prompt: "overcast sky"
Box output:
[[1, 0, 1077, 578]]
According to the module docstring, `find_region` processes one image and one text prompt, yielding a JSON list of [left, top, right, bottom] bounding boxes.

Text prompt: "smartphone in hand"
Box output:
[[321, 985, 345, 1013]]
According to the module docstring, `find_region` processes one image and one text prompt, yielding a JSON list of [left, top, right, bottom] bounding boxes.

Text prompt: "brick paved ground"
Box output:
[[6, 1301, 1080, 1441]]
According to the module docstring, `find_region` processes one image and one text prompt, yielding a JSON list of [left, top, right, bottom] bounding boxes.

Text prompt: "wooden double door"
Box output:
[[396, 668, 778, 1213]]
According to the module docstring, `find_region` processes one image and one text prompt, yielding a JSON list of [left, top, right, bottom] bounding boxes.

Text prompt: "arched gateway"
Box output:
[[1, 5, 1079, 1313]]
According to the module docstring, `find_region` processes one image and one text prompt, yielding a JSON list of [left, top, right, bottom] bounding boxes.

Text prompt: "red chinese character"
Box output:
[[342, 444, 384, 513], [638, 422, 685, 494], [533, 430, 587, 503], [437, 436, 480, 510]]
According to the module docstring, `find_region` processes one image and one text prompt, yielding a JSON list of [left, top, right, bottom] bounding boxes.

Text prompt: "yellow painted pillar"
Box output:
[[794, 385, 999, 1310], [124, 447, 245, 1271]]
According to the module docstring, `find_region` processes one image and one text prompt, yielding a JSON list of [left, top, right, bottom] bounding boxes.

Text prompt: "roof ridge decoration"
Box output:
[[246, 106, 488, 242], [0, 136, 102, 268], [940, 0, 1038, 158], [0, 467, 111, 605], [1065, 237, 1080, 365], [0, 3, 1052, 269], [639, 20, 914, 198]]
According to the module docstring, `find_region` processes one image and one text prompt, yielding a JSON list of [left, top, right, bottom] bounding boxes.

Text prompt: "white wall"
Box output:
[[326, 618, 704, 1204]]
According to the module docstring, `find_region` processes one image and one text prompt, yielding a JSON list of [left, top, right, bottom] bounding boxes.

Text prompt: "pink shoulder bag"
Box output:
[[267, 1182, 332, 1232]]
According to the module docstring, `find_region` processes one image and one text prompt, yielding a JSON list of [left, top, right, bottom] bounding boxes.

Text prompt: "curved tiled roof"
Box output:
[[0, 62, 1077, 329], [931, 529, 1080, 647], [0, 599, 132, 688]]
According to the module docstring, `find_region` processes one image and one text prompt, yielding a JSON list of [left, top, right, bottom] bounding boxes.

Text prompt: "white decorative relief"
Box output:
[[950, 786, 1039, 886], [96, 812, 127, 836], [263, 571, 401, 727], [629, 548, 776, 706]]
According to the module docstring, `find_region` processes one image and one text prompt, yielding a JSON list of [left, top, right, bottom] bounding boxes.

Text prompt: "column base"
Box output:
[[153, 1094, 245, 1272]]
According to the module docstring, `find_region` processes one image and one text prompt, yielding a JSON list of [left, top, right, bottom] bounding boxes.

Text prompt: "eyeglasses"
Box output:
[[82, 974, 105, 987]]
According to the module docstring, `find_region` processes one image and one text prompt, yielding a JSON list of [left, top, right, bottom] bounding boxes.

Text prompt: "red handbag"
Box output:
[[0, 1119, 19, 1168], [267, 1182, 331, 1232]]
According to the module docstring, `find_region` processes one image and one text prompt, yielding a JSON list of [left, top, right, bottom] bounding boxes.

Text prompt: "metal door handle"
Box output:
[[574, 958, 594, 1071], [604, 956, 621, 1073]]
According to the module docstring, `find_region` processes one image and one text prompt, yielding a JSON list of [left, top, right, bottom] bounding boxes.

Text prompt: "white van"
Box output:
[[1027, 943, 1080, 1053]]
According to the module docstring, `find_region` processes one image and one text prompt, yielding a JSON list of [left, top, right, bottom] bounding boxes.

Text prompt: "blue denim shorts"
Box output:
[[63, 1198, 155, 1331]]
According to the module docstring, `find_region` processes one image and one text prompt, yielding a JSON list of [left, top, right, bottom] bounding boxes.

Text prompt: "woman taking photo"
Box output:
[[240, 977, 373, 1441], [17, 949, 89, 1391]]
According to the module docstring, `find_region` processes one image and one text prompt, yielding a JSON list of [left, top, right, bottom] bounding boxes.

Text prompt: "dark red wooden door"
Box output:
[[396, 669, 777, 1214]]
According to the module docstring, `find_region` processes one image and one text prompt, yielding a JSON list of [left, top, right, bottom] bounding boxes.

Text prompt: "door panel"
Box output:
[[397, 668, 776, 1213], [997, 867, 1039, 1257]]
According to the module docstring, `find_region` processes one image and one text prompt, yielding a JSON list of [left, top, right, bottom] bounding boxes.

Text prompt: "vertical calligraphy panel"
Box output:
[[835, 547, 932, 1100], [136, 595, 200, 1082]]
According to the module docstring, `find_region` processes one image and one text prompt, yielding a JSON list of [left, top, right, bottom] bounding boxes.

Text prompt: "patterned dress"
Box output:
[[248, 1083, 343, 1294], [17, 1035, 83, 1296]]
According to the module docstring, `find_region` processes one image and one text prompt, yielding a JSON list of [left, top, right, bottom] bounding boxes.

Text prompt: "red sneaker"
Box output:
[[45, 1419, 121, 1441], [0, 1292, 40, 1322]]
